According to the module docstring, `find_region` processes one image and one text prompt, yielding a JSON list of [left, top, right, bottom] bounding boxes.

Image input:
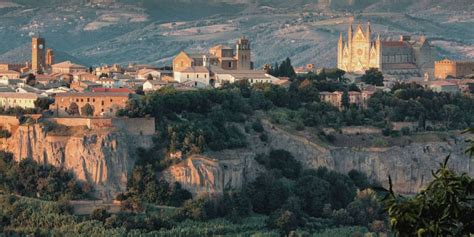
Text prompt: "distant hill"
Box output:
[[0, 0, 472, 68]]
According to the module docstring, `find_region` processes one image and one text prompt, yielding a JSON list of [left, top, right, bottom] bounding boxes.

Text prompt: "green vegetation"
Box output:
[[0, 129, 11, 138], [382, 156, 474, 236], [361, 68, 384, 86], [0, 152, 90, 201]]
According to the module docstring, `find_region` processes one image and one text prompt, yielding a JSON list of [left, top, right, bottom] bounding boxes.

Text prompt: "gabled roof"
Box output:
[[52, 61, 87, 69]]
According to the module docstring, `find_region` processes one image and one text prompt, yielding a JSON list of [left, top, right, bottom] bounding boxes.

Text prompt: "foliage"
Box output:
[[67, 102, 80, 116], [361, 68, 384, 86], [267, 57, 296, 78], [0, 129, 11, 138], [81, 103, 94, 116], [0, 152, 90, 201], [34, 97, 54, 111], [382, 156, 474, 236]]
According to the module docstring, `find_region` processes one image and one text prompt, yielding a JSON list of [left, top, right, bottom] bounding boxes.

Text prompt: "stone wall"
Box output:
[[43, 117, 155, 135]]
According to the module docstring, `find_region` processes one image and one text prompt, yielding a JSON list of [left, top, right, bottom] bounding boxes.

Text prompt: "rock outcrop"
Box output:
[[2, 123, 152, 199], [164, 122, 473, 196]]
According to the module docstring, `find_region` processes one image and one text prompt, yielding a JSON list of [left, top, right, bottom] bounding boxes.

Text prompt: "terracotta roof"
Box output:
[[0, 70, 20, 74], [55, 92, 130, 98], [91, 88, 134, 93], [0, 92, 42, 99], [382, 41, 409, 47], [52, 61, 86, 69]]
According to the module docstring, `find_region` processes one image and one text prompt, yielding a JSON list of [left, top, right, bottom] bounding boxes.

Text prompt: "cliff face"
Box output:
[[2, 124, 152, 199], [164, 122, 473, 196]]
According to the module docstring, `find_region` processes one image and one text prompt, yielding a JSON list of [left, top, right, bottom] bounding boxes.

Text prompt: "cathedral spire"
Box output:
[[366, 21, 371, 40], [348, 22, 353, 41]]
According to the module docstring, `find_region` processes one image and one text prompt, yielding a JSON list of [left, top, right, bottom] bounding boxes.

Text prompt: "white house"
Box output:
[[173, 66, 211, 87]]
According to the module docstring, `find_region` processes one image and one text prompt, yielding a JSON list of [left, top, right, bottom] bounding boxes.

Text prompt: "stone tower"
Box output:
[[32, 37, 46, 73], [46, 49, 54, 67], [236, 37, 251, 70]]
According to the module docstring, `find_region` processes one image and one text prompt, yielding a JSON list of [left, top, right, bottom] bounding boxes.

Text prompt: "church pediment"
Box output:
[[353, 26, 366, 41]]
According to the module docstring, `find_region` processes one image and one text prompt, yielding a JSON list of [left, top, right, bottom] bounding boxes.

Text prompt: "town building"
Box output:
[[173, 66, 211, 88], [434, 59, 474, 79], [143, 80, 169, 92], [319, 90, 375, 109], [0, 70, 21, 79], [337, 22, 435, 77], [0, 92, 46, 109], [70, 80, 102, 92], [213, 68, 281, 87], [50, 92, 130, 117], [51, 61, 88, 74], [428, 81, 460, 94], [173, 37, 253, 75]]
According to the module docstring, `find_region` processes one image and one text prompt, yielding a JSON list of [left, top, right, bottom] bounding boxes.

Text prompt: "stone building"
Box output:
[[52, 61, 88, 74], [319, 90, 375, 109], [173, 37, 253, 75], [337, 22, 435, 77], [51, 92, 130, 117], [434, 59, 474, 79], [0, 92, 46, 109]]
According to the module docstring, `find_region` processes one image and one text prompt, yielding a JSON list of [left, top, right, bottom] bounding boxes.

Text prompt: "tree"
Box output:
[[382, 156, 474, 236], [147, 74, 154, 80], [361, 68, 384, 86], [67, 102, 79, 116], [34, 97, 53, 111], [268, 210, 299, 235], [442, 104, 460, 130], [81, 103, 94, 117], [341, 90, 350, 109], [26, 73, 36, 86]]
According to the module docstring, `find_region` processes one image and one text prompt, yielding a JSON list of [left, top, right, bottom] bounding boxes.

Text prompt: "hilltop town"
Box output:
[[0, 14, 474, 236]]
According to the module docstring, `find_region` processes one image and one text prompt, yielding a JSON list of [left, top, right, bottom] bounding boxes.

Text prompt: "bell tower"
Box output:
[[32, 37, 46, 73], [236, 37, 251, 70]]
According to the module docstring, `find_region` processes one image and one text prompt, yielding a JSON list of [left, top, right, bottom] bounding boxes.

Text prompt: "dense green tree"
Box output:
[[341, 90, 350, 109], [295, 175, 330, 217], [67, 102, 80, 116], [81, 103, 94, 116], [383, 156, 474, 236], [361, 68, 384, 86]]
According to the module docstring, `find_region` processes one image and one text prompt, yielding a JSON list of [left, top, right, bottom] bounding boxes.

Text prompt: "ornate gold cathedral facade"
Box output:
[[337, 22, 435, 76]]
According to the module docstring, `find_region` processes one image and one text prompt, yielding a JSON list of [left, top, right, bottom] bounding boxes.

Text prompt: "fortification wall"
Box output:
[[43, 117, 155, 135]]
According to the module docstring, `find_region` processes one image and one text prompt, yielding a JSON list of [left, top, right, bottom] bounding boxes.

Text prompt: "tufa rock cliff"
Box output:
[[1, 123, 152, 199], [164, 121, 473, 196]]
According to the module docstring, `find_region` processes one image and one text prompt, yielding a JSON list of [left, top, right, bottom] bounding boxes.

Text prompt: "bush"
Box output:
[[252, 120, 265, 133], [259, 133, 268, 142], [400, 127, 410, 136], [0, 129, 11, 138]]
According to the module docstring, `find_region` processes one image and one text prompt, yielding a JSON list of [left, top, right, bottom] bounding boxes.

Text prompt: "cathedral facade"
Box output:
[[337, 22, 435, 76]]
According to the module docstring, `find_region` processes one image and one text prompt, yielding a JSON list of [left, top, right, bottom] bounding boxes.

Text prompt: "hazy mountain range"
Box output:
[[0, 0, 472, 68]]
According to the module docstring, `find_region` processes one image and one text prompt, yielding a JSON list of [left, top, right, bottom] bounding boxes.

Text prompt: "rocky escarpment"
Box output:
[[1, 124, 152, 199], [164, 122, 473, 196]]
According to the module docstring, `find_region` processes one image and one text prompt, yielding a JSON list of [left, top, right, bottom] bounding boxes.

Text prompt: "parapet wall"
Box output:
[[43, 117, 155, 135]]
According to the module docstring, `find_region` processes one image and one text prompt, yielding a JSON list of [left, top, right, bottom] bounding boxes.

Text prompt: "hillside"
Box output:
[[0, 0, 472, 67]]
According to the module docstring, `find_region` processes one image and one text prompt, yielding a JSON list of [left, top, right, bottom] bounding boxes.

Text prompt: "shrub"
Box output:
[[252, 120, 265, 133], [259, 133, 268, 142], [0, 129, 11, 138]]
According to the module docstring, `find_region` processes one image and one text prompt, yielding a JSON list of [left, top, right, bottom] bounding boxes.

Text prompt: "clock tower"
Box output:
[[32, 37, 46, 73]]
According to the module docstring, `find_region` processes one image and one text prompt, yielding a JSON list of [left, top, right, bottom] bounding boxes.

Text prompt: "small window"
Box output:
[[110, 99, 113, 102], [197, 74, 199, 78], [101, 101, 104, 106], [87, 98, 90, 102], [93, 98, 95, 102]]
